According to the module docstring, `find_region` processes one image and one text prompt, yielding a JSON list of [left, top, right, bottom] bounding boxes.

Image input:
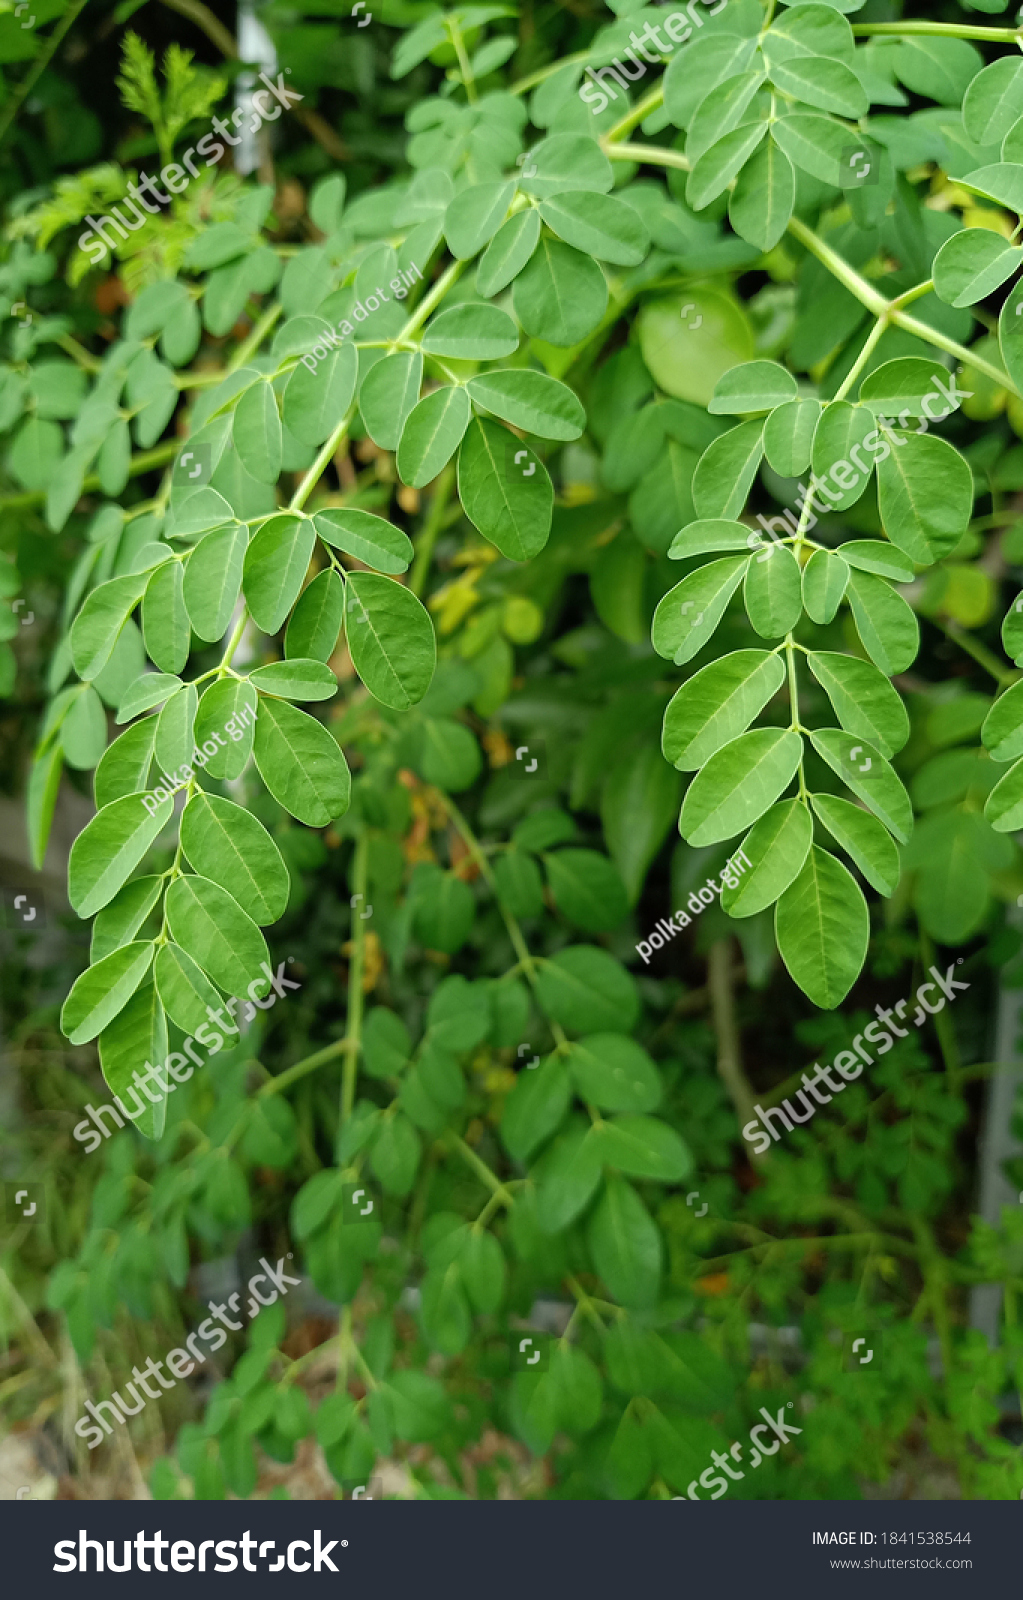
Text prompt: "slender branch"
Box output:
[[605, 139, 689, 174], [409, 463, 455, 598], [786, 215, 889, 317], [707, 940, 762, 1160], [0, 439, 178, 513], [447, 1132, 517, 1207], [341, 831, 369, 1127], [0, 0, 91, 149], [853, 20, 1023, 42], [158, 0, 237, 58], [890, 305, 1017, 396], [257, 1037, 353, 1098]]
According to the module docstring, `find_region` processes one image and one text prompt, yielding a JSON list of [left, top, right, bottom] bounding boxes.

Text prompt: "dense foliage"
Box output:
[[5, 0, 1023, 1502]]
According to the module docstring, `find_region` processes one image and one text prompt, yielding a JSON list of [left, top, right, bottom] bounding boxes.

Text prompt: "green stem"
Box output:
[[509, 52, 591, 97], [0, 439, 178, 513], [257, 1037, 353, 1099], [448, 1132, 517, 1207], [890, 305, 1015, 395], [940, 620, 1019, 688], [409, 463, 455, 598], [786, 214, 889, 316], [0, 0, 91, 149], [447, 17, 478, 104], [605, 139, 690, 174], [341, 831, 369, 1128], [853, 20, 1023, 42], [605, 83, 668, 143], [832, 311, 890, 403], [396, 257, 466, 345], [289, 408, 355, 513], [229, 303, 284, 371]]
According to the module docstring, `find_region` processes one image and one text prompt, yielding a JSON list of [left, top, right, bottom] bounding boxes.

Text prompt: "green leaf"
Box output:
[[69, 792, 173, 918], [720, 799, 812, 917], [858, 358, 956, 420], [597, 1116, 692, 1184], [444, 179, 516, 259], [396, 386, 472, 488], [252, 697, 351, 827], [28, 740, 63, 871], [566, 1034, 660, 1113], [232, 380, 282, 485], [810, 792, 900, 896], [243, 515, 315, 636], [767, 52, 867, 117], [457, 416, 552, 562], [774, 845, 869, 1009], [248, 659, 337, 702], [519, 133, 614, 199], [153, 940, 225, 1034], [728, 135, 795, 252], [466, 370, 585, 441], [668, 519, 757, 561], [686, 69, 768, 165], [601, 741, 683, 903], [285, 568, 344, 662], [493, 850, 545, 919], [535, 945, 640, 1036], [421, 304, 519, 361], [369, 1113, 421, 1197], [420, 1264, 472, 1356], [743, 543, 802, 637], [98, 979, 167, 1142], [90, 875, 163, 963], [535, 1120, 605, 1232], [537, 190, 649, 266], [476, 209, 542, 298], [846, 568, 920, 675], [877, 429, 973, 565], [651, 555, 749, 666], [142, 560, 190, 675], [61, 686, 109, 770], [362, 1007, 411, 1079], [282, 342, 358, 448], [61, 940, 155, 1045], [359, 351, 423, 452], [893, 36, 983, 108], [587, 1177, 661, 1308], [501, 1058, 572, 1163], [313, 508, 413, 575], [801, 548, 849, 624], [985, 754, 1023, 832], [806, 650, 909, 757], [981, 679, 1023, 762], [808, 727, 913, 842], [709, 360, 797, 417], [512, 236, 608, 348], [963, 56, 1023, 146], [811, 401, 875, 511], [345, 571, 436, 709], [1003, 593, 1023, 668], [545, 849, 629, 933], [662, 649, 786, 771], [692, 419, 765, 520], [679, 728, 803, 848], [183, 524, 248, 644], [838, 539, 915, 582], [933, 229, 1022, 309], [772, 111, 859, 186], [164, 874, 269, 995], [94, 719, 155, 809], [180, 791, 290, 924], [411, 867, 475, 954], [154, 682, 197, 778], [116, 672, 182, 725], [70, 574, 148, 681], [193, 678, 257, 780], [686, 121, 770, 210]]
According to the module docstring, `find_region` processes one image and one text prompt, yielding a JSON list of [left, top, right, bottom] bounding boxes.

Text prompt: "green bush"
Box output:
[[4, 0, 1023, 1502]]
